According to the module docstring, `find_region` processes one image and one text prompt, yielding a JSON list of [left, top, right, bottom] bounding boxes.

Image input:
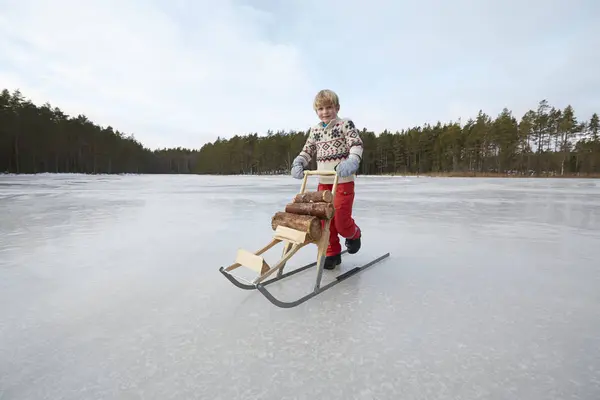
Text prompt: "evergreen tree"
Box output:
[[1, 87, 599, 176]]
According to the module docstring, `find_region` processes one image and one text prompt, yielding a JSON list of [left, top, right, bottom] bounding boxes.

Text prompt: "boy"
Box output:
[[290, 89, 363, 270]]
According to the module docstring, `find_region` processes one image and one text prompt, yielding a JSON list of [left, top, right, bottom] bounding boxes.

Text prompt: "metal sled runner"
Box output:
[[218, 170, 390, 308]]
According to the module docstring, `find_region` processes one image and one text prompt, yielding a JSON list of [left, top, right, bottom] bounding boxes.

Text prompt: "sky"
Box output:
[[1, 0, 599, 150]]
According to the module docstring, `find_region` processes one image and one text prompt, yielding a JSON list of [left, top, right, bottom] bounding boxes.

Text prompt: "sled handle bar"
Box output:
[[299, 170, 339, 197], [303, 170, 337, 176]]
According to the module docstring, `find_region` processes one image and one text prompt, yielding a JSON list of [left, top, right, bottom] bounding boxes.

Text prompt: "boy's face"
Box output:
[[315, 103, 339, 124]]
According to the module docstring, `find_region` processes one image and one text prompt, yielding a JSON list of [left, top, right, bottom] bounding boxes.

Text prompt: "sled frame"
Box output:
[[219, 250, 390, 308], [219, 170, 391, 308]]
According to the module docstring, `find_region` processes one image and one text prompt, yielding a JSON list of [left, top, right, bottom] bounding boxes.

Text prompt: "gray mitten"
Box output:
[[335, 154, 360, 177], [291, 156, 307, 179]]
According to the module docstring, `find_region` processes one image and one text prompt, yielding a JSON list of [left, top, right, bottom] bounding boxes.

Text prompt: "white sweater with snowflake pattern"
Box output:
[[298, 117, 364, 184]]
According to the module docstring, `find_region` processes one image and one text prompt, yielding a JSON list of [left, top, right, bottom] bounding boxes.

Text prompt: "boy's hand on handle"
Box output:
[[291, 156, 307, 179], [335, 154, 360, 177]]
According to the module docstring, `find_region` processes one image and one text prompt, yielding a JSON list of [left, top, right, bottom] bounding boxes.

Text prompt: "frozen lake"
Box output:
[[1, 173, 599, 399]]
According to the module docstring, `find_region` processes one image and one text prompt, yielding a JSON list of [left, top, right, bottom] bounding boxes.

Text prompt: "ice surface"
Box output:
[[1, 173, 599, 399]]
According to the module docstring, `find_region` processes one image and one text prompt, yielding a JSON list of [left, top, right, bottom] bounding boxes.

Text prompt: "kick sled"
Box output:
[[218, 170, 390, 308]]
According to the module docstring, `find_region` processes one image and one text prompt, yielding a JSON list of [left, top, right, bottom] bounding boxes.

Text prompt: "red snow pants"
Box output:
[[317, 181, 361, 256]]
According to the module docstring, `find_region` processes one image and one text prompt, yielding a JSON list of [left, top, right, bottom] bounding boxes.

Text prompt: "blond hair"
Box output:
[[313, 89, 340, 110]]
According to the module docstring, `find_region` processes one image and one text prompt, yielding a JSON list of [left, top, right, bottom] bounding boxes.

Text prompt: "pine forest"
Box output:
[[1, 88, 599, 177]]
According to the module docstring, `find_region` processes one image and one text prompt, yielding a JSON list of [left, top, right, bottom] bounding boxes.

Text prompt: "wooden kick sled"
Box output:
[[218, 170, 390, 308]]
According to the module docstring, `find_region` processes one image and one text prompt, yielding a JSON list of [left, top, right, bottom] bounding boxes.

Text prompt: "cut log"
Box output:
[[271, 212, 322, 241], [293, 190, 333, 204], [285, 202, 334, 219]]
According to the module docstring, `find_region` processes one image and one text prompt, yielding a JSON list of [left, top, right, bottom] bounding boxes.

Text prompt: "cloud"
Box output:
[[1, 0, 599, 149], [0, 0, 318, 148]]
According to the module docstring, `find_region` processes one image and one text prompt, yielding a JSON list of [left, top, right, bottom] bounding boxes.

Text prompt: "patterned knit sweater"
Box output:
[[298, 117, 364, 184]]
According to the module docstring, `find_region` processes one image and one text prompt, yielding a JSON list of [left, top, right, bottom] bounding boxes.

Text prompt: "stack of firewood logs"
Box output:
[[271, 190, 335, 242]]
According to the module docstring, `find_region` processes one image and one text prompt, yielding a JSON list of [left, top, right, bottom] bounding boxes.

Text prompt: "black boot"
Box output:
[[345, 233, 361, 254], [324, 253, 341, 270]]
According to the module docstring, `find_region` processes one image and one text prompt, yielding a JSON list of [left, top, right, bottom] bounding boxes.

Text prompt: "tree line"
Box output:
[[1, 87, 599, 176]]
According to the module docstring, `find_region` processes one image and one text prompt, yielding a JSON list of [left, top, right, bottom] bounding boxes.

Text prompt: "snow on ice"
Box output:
[[1, 174, 599, 399]]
